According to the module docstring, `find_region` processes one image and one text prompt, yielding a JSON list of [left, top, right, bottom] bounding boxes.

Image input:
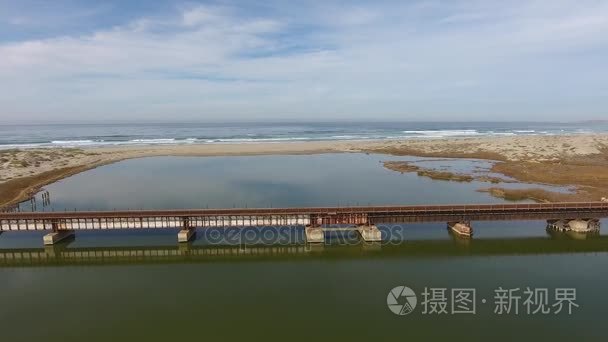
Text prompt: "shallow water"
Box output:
[[18, 153, 568, 211], [1, 153, 606, 341]]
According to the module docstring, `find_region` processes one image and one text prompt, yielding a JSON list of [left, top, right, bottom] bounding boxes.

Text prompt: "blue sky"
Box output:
[[1, 0, 607, 122]]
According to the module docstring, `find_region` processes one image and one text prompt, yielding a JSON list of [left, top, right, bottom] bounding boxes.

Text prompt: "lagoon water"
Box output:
[[1, 153, 607, 341]]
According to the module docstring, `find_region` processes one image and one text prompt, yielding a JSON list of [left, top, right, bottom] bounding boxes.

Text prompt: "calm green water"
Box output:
[[1, 154, 606, 341]]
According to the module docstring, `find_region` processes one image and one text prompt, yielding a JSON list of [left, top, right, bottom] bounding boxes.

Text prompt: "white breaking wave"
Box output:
[[0, 126, 594, 149], [402, 129, 542, 138], [129, 138, 176, 143], [0, 143, 51, 149], [51, 140, 97, 145], [402, 130, 482, 137], [11, 138, 198, 149], [212, 137, 312, 143], [327, 135, 356, 139]]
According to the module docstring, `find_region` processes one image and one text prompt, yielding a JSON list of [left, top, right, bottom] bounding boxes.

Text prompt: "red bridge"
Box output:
[[1, 202, 607, 245]]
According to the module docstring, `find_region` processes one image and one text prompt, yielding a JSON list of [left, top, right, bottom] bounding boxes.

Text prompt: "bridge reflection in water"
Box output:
[[1, 233, 607, 267]]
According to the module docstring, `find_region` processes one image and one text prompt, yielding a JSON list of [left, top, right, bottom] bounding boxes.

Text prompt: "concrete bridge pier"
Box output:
[[356, 225, 382, 242], [43, 221, 75, 245], [43, 230, 75, 245], [448, 221, 473, 237], [178, 219, 196, 243], [178, 229, 195, 243], [178, 228, 196, 243], [547, 219, 600, 233], [305, 226, 324, 243]]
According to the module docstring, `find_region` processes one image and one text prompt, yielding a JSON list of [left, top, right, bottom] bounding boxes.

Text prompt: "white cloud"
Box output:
[[1, 6, 283, 76], [181, 6, 221, 27], [1, 1, 608, 121]]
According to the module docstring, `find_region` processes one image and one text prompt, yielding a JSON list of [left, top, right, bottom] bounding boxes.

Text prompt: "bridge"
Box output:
[[1, 202, 607, 245]]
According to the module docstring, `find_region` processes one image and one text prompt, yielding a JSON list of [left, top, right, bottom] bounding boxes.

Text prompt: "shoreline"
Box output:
[[2, 134, 608, 208]]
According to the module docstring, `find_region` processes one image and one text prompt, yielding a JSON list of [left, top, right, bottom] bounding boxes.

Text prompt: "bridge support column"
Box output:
[[178, 228, 195, 243], [305, 226, 324, 243], [547, 219, 600, 233], [178, 218, 196, 243], [357, 225, 382, 242], [448, 221, 473, 237], [43, 230, 75, 245]]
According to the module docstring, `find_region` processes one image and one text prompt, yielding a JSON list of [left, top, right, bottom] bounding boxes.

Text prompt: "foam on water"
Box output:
[[0, 122, 606, 149]]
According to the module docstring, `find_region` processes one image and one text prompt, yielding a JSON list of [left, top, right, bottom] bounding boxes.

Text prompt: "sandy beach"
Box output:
[[1, 134, 608, 207]]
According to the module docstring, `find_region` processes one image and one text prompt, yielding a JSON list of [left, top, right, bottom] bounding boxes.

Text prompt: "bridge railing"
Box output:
[[1, 202, 607, 221]]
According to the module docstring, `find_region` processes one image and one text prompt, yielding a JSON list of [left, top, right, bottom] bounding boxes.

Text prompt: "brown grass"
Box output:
[[371, 146, 508, 162], [492, 161, 608, 188], [383, 161, 514, 184], [484, 160, 608, 202], [378, 145, 608, 203], [383, 161, 474, 182], [417, 170, 474, 182], [477, 188, 584, 202], [383, 161, 420, 173], [0, 164, 100, 208]]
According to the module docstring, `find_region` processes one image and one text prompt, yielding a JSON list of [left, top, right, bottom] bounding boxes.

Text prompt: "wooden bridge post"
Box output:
[[178, 217, 195, 243]]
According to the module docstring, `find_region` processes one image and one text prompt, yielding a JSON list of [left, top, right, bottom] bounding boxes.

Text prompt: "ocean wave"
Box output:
[[402, 130, 482, 137], [51, 140, 97, 145], [0, 143, 51, 149], [212, 137, 312, 143], [129, 138, 176, 143], [0, 126, 599, 149], [491, 132, 517, 136]]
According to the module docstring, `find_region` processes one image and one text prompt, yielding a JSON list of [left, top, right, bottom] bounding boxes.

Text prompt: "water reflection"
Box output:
[[2, 235, 607, 267], [19, 154, 572, 211]]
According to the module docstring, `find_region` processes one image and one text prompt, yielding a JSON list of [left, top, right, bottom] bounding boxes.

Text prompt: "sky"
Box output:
[[1, 0, 607, 123]]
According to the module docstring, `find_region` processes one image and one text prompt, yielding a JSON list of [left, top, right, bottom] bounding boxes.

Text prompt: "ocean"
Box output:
[[0, 121, 606, 148]]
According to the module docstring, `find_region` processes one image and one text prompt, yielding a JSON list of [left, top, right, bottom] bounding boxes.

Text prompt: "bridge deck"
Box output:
[[1, 202, 607, 231]]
